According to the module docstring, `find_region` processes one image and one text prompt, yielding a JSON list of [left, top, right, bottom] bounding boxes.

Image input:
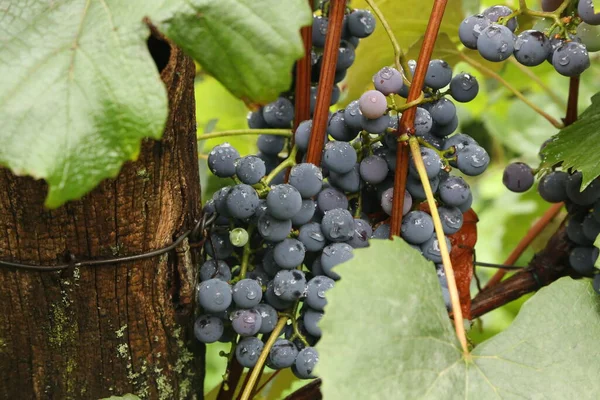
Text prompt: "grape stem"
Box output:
[[500, 0, 571, 36], [289, 299, 310, 347], [239, 317, 288, 400], [455, 52, 564, 129], [265, 146, 298, 185], [197, 129, 293, 141], [408, 136, 469, 356], [364, 0, 413, 83], [232, 226, 255, 285]]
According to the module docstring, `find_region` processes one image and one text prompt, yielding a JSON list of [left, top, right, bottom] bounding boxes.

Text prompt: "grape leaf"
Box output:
[[155, 0, 312, 106], [0, 0, 310, 207], [317, 239, 600, 399], [541, 93, 600, 189], [0, 1, 168, 207]]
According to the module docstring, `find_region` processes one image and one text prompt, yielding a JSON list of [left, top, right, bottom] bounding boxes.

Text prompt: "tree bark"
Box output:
[[0, 28, 203, 399]]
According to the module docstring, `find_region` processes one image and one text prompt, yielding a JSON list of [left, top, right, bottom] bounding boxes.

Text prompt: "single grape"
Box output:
[[371, 223, 391, 239], [303, 309, 323, 337], [361, 114, 390, 134], [578, 0, 600, 26], [257, 135, 285, 156], [194, 315, 224, 344], [336, 40, 356, 71], [327, 110, 360, 141], [226, 184, 260, 219], [255, 303, 278, 333], [305, 276, 334, 311], [538, 171, 568, 203], [477, 24, 515, 62], [273, 238, 306, 269], [421, 235, 452, 263], [247, 109, 267, 129], [273, 270, 307, 301], [567, 215, 594, 246], [200, 259, 231, 282], [265, 280, 294, 310], [267, 184, 303, 220], [235, 155, 266, 185], [359, 90, 388, 119], [289, 163, 323, 198], [345, 218, 372, 248], [482, 5, 518, 32], [503, 162, 534, 193], [268, 339, 299, 369], [414, 107, 433, 136], [569, 246, 598, 275], [430, 114, 459, 138], [443, 133, 477, 152], [232, 279, 263, 308], [450, 72, 479, 103], [409, 147, 442, 180], [406, 174, 440, 201], [359, 155, 388, 185], [198, 279, 232, 313], [583, 213, 600, 242], [429, 98, 456, 126], [311, 257, 325, 276], [212, 187, 233, 218], [295, 120, 313, 153], [293, 347, 319, 379], [347, 9, 376, 38], [298, 222, 326, 252], [513, 30, 551, 66], [291, 200, 317, 226], [231, 309, 262, 336], [542, 0, 562, 12], [208, 143, 240, 178], [246, 267, 269, 287], [457, 192, 474, 213], [566, 172, 600, 206], [330, 164, 361, 193], [577, 22, 600, 52], [257, 214, 292, 242], [372, 66, 404, 95], [439, 206, 464, 235], [312, 15, 328, 47], [317, 187, 349, 213], [321, 208, 355, 242], [439, 176, 471, 206], [343, 100, 363, 131], [552, 41, 590, 77], [204, 232, 234, 259], [425, 59, 453, 89], [459, 14, 491, 49], [401, 211, 434, 245], [263, 97, 294, 128], [456, 144, 490, 176], [321, 242, 354, 280], [322, 141, 357, 174], [236, 336, 264, 368]]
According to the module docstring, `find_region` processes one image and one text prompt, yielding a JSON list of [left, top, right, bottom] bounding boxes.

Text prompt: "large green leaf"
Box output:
[[0, 0, 310, 207], [156, 0, 312, 105], [343, 0, 464, 103], [0, 0, 168, 207], [541, 93, 600, 189], [317, 239, 600, 399]]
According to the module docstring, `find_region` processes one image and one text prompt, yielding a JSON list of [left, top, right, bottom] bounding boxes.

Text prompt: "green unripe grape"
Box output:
[[229, 228, 249, 247], [577, 22, 600, 52]]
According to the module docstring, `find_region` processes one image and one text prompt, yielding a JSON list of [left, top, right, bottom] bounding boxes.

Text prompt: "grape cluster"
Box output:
[[502, 162, 600, 292], [459, 4, 600, 76], [197, 5, 491, 379]]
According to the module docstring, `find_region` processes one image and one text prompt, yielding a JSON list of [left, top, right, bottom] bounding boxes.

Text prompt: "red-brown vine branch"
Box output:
[[389, 0, 448, 238], [306, 0, 345, 165]]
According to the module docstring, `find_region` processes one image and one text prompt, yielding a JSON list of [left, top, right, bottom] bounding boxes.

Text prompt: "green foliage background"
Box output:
[[197, 0, 600, 395]]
